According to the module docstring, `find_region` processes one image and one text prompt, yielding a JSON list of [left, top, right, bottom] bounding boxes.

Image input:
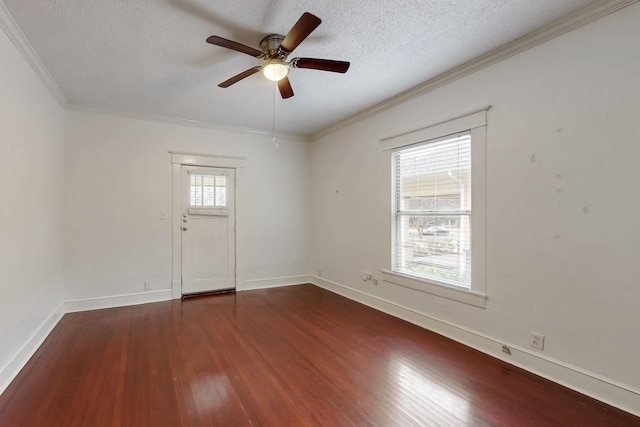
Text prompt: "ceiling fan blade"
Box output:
[[278, 77, 294, 99], [206, 35, 262, 57], [218, 67, 262, 88], [279, 12, 321, 53], [290, 58, 350, 73]]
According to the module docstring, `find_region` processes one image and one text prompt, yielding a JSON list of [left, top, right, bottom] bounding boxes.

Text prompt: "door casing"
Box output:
[[180, 166, 235, 294], [170, 152, 245, 299]]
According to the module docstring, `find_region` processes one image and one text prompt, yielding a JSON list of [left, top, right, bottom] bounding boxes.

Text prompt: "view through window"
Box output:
[[392, 132, 471, 288]]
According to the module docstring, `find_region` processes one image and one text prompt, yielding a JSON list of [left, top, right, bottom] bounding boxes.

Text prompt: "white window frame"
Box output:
[[187, 169, 230, 216], [381, 108, 488, 308]]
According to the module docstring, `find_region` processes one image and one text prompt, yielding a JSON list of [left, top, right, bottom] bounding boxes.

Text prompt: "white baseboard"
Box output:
[[64, 289, 173, 313], [240, 275, 311, 291], [0, 302, 64, 395], [66, 277, 311, 311], [310, 276, 640, 417], [171, 279, 181, 300]]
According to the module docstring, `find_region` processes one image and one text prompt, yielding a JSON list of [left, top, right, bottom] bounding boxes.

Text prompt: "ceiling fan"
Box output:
[[206, 12, 350, 99]]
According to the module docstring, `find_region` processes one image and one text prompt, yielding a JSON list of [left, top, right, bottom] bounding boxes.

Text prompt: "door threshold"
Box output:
[[181, 288, 236, 299]]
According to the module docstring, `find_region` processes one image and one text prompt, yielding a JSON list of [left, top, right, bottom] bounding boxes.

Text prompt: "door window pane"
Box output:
[[190, 174, 227, 207]]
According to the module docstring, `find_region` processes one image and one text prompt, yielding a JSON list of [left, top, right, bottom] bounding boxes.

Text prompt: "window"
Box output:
[[381, 109, 487, 308], [392, 132, 471, 288], [190, 174, 227, 208]]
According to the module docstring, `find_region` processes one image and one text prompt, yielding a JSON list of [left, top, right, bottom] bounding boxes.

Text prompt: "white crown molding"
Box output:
[[311, 0, 639, 141], [0, 0, 306, 141], [3, 0, 635, 140], [66, 104, 310, 142], [0, 0, 67, 106]]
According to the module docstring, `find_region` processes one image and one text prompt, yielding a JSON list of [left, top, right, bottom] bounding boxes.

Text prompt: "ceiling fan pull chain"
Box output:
[[272, 81, 279, 147]]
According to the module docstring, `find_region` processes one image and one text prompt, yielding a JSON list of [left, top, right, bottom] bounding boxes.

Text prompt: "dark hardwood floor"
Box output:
[[0, 284, 637, 426]]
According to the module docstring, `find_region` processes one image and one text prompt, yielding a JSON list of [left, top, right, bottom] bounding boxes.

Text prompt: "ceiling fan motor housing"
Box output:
[[260, 34, 287, 60]]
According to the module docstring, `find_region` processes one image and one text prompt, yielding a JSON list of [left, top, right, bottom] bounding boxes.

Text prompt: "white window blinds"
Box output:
[[392, 131, 472, 288], [190, 174, 227, 207]]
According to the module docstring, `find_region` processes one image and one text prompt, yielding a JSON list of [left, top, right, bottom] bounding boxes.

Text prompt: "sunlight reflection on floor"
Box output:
[[389, 354, 472, 426]]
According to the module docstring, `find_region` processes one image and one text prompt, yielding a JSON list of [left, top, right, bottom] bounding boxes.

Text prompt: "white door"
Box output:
[[181, 166, 235, 294]]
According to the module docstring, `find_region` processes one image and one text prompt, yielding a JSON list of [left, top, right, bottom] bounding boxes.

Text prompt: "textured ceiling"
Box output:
[[3, 0, 599, 136]]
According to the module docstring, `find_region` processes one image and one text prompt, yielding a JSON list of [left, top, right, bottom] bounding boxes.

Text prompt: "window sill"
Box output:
[[381, 270, 487, 308]]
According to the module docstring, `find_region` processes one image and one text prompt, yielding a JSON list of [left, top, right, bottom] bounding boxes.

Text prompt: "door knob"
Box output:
[[182, 226, 187, 231]]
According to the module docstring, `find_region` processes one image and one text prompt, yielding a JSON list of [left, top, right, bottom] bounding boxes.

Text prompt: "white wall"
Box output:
[[311, 3, 640, 413], [0, 25, 64, 390], [3, 0, 639, 416], [63, 110, 311, 304]]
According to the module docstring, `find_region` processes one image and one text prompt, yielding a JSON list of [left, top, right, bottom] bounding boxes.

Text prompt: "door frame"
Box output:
[[170, 152, 245, 299]]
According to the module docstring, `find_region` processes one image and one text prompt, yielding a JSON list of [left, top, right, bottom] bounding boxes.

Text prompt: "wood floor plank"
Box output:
[[0, 284, 638, 426]]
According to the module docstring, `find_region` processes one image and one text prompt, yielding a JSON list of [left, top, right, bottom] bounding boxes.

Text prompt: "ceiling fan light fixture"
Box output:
[[207, 12, 348, 99], [263, 60, 289, 82]]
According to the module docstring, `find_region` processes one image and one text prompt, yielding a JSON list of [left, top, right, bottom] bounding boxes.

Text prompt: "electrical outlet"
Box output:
[[362, 272, 372, 281], [502, 345, 512, 355], [530, 332, 545, 350], [372, 278, 378, 285], [318, 270, 322, 277], [144, 281, 152, 290]]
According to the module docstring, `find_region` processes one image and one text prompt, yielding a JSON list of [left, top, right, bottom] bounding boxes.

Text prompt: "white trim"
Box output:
[[172, 153, 245, 298], [309, 276, 640, 417], [387, 113, 487, 304], [2, 0, 634, 141], [239, 275, 311, 291], [67, 104, 310, 142], [0, 0, 67, 106], [381, 270, 486, 308], [187, 208, 229, 216], [171, 279, 181, 300], [0, 302, 64, 394], [470, 125, 487, 297], [311, 0, 639, 141], [170, 152, 245, 168], [172, 162, 183, 300], [381, 107, 489, 151], [64, 290, 172, 313]]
